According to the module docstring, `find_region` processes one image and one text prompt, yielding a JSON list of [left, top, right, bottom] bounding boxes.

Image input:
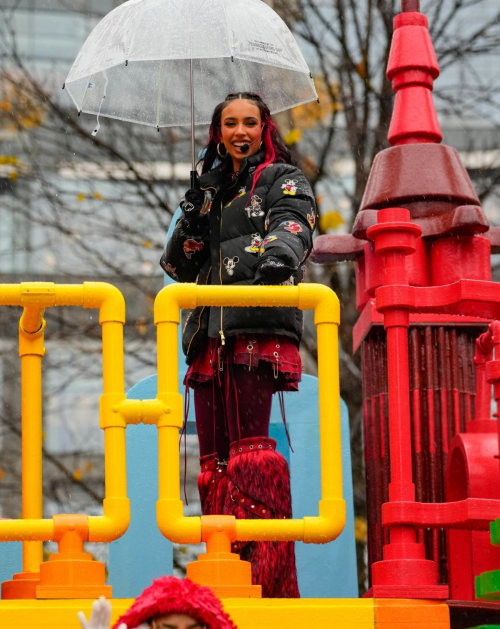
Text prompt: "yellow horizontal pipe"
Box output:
[[155, 283, 340, 325], [0, 282, 125, 318], [0, 519, 54, 542], [154, 282, 344, 546], [234, 498, 346, 543]]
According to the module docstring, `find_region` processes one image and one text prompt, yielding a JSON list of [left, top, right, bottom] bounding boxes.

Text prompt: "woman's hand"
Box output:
[[180, 189, 212, 230], [181, 188, 205, 213], [77, 596, 127, 629], [254, 256, 294, 285]]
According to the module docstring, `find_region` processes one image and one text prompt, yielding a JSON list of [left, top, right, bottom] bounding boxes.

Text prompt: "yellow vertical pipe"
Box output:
[[21, 353, 43, 573], [101, 322, 125, 395], [104, 428, 127, 497], [158, 427, 181, 501], [157, 322, 179, 394], [317, 322, 343, 499], [157, 321, 181, 501], [101, 321, 126, 500]]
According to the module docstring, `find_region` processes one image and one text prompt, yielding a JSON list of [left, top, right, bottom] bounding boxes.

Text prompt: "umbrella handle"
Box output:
[[190, 170, 199, 190]]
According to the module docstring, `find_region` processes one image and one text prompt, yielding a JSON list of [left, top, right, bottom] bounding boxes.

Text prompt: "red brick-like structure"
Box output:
[[311, 0, 500, 600]]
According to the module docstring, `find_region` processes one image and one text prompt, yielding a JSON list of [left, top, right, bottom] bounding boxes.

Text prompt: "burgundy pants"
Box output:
[[194, 361, 275, 460]]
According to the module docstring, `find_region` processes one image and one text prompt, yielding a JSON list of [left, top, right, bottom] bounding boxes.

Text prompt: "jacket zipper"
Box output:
[[218, 178, 240, 346], [202, 174, 242, 347], [186, 265, 212, 356]]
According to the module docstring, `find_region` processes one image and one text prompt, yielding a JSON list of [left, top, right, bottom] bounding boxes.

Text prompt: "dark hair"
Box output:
[[200, 92, 293, 201]]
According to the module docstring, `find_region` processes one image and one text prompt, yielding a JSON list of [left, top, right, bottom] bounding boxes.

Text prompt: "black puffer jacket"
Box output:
[[162, 150, 316, 360]]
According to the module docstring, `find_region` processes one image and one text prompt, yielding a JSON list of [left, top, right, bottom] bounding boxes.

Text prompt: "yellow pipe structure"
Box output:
[[19, 312, 46, 572], [0, 282, 130, 548], [154, 283, 346, 546], [20, 336, 45, 572]]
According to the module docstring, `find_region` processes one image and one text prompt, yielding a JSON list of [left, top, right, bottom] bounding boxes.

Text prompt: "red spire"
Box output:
[[387, 0, 442, 146]]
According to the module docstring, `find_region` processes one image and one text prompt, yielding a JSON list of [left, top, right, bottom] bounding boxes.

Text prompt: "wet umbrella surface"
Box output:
[[65, 0, 317, 131]]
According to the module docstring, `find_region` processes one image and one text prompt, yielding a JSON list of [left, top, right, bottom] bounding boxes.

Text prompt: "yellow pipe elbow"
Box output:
[[157, 499, 201, 544], [155, 283, 197, 325], [19, 308, 45, 335], [83, 282, 126, 324], [19, 319, 46, 357], [88, 497, 130, 543], [297, 284, 340, 325], [303, 499, 346, 544]]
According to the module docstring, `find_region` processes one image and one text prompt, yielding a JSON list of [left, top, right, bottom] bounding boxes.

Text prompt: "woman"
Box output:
[[77, 576, 236, 629], [161, 92, 316, 598]]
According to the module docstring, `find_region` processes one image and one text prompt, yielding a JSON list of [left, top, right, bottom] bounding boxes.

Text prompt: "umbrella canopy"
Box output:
[[64, 0, 318, 128]]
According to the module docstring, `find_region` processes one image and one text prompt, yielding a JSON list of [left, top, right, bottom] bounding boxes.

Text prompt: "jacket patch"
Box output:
[[246, 195, 265, 217], [165, 263, 179, 280], [180, 199, 196, 212], [223, 256, 239, 276], [244, 233, 263, 254], [183, 239, 204, 259], [307, 212, 316, 229], [281, 179, 298, 195], [281, 221, 303, 235], [259, 235, 277, 253], [226, 187, 246, 208]]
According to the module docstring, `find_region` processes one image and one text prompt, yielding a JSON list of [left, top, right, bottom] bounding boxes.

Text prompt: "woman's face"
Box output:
[[151, 613, 205, 629], [219, 99, 263, 169]]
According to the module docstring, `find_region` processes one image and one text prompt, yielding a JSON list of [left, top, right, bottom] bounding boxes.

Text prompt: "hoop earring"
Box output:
[[217, 142, 227, 157]]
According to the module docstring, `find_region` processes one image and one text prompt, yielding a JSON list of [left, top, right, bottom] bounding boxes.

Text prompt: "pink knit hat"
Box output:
[[113, 576, 237, 629]]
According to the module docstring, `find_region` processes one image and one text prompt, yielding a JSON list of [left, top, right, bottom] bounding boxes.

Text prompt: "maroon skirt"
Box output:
[[184, 334, 302, 393]]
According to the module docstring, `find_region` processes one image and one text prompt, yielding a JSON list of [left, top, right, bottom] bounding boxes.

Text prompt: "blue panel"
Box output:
[[108, 420, 173, 598], [287, 376, 358, 599], [0, 542, 22, 597]]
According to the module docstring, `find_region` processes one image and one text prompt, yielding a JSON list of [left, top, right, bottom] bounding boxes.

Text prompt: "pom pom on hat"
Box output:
[[113, 577, 237, 629]]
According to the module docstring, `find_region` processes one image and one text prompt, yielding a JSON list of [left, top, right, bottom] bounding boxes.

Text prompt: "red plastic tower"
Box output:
[[311, 0, 500, 601]]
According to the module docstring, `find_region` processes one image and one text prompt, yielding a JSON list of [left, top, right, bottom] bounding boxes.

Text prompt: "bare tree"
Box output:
[[2, 0, 500, 585]]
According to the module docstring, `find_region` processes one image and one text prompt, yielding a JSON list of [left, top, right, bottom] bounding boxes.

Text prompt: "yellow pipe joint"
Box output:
[[100, 393, 128, 429], [88, 497, 130, 543], [303, 498, 346, 544], [99, 396, 184, 428], [82, 282, 126, 324], [157, 499, 201, 544], [19, 319, 46, 357]]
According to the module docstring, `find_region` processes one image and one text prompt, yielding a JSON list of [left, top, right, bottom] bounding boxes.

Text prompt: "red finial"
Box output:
[[402, 0, 420, 12], [387, 4, 442, 145]]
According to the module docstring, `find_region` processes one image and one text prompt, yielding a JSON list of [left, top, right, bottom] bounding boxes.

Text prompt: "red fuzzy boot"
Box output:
[[224, 437, 300, 598], [198, 454, 227, 515]]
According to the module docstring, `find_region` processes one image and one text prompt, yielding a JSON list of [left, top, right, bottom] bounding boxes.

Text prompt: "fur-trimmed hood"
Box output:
[[113, 576, 237, 629]]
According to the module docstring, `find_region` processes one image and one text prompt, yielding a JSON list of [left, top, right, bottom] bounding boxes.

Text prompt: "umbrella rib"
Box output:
[[220, 0, 234, 58], [79, 73, 94, 113], [156, 60, 165, 129]]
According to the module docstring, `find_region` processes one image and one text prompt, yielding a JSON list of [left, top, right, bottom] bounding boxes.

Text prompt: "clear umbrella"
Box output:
[[64, 0, 318, 183]]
